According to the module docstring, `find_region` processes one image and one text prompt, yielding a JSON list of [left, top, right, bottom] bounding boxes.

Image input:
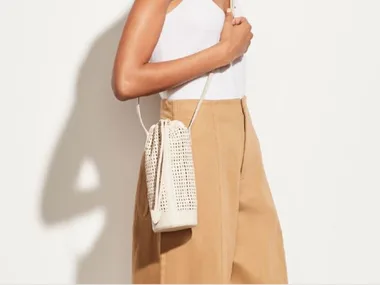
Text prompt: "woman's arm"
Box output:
[[112, 0, 252, 101]]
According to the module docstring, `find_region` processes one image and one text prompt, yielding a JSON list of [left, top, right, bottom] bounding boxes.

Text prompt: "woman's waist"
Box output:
[[161, 73, 245, 101], [160, 96, 248, 124]]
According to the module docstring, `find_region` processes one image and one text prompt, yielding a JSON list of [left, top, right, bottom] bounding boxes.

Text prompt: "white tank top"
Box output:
[[150, 0, 246, 100]]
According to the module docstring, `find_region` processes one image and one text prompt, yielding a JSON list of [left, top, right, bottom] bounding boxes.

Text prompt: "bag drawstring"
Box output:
[[151, 120, 166, 224]]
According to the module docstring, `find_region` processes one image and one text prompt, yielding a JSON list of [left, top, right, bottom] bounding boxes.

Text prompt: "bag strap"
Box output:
[[136, 72, 213, 134], [188, 72, 213, 129]]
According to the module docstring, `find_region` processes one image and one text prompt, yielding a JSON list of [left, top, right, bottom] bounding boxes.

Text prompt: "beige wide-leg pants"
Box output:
[[132, 97, 288, 284]]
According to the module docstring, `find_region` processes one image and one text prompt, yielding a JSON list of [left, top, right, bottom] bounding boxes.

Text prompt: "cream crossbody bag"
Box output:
[[137, 0, 234, 233], [136, 73, 212, 233]]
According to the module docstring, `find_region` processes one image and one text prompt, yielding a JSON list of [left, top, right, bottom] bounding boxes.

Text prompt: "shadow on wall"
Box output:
[[39, 9, 160, 284]]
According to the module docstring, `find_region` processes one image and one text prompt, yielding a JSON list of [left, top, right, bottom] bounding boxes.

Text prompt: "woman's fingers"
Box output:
[[232, 17, 247, 26]]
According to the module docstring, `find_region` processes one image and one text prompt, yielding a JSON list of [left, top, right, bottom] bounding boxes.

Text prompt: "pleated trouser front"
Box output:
[[132, 97, 288, 284]]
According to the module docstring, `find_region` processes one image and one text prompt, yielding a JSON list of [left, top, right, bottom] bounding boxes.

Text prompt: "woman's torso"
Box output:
[[150, 0, 246, 100]]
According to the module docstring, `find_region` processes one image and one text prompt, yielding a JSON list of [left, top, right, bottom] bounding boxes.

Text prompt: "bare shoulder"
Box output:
[[128, 0, 171, 19], [113, 0, 172, 73]]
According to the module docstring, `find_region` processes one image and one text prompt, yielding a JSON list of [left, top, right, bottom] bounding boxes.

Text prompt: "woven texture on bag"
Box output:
[[144, 119, 197, 215]]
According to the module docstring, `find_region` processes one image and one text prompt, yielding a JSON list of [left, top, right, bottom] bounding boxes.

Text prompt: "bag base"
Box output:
[[152, 211, 198, 233]]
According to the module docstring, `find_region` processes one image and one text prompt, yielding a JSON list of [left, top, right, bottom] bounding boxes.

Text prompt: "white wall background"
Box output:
[[1, 0, 379, 284]]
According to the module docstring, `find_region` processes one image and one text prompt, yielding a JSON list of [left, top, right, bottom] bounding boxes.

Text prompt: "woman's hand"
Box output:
[[219, 8, 254, 64]]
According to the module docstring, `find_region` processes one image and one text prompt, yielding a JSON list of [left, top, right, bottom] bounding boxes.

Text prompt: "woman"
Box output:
[[112, 0, 288, 283]]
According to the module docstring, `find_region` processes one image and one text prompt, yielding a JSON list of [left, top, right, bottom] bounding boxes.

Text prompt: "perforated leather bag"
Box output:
[[136, 73, 213, 233]]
